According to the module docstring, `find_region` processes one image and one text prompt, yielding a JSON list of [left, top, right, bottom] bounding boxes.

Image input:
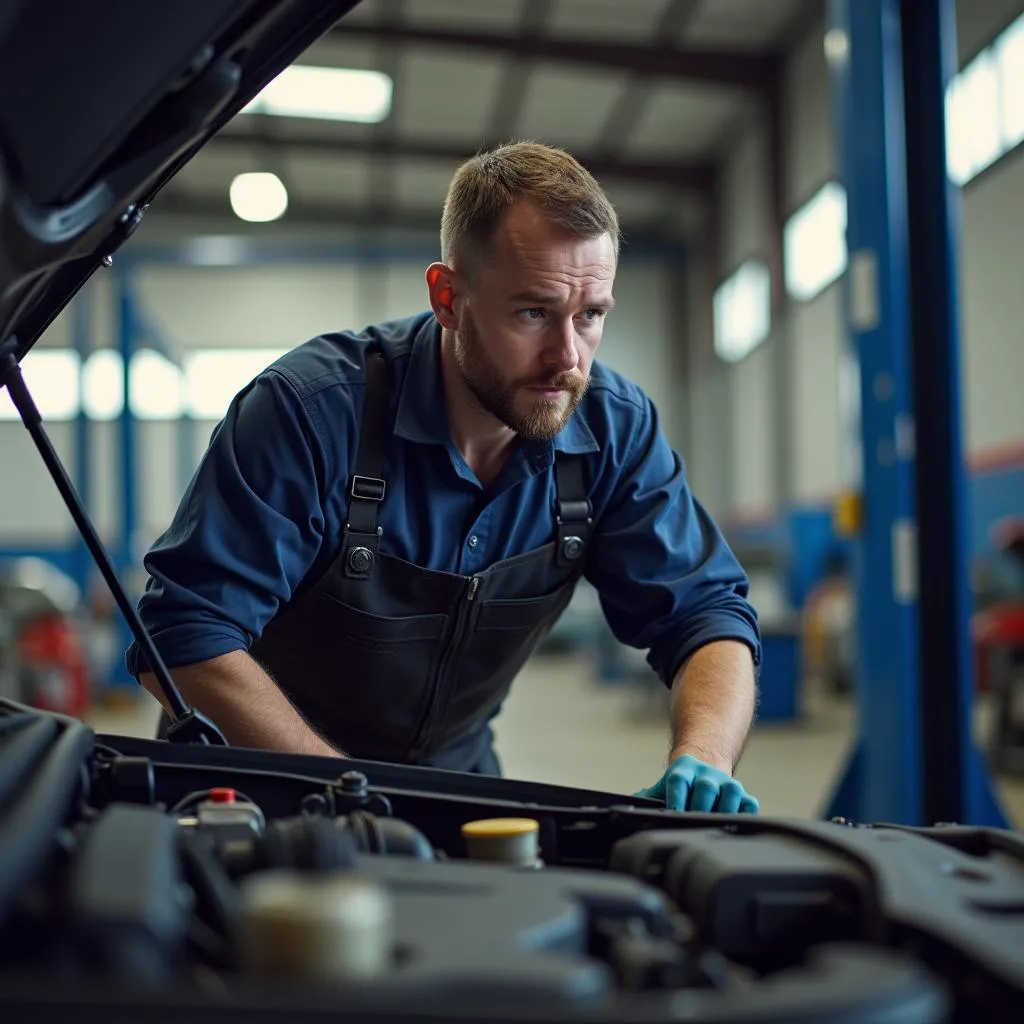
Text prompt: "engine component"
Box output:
[[106, 755, 155, 806], [611, 821, 1024, 1010], [239, 870, 393, 981], [611, 826, 867, 959], [223, 815, 360, 876], [216, 811, 433, 879], [461, 816, 542, 867], [66, 803, 189, 984], [185, 788, 265, 844], [340, 808, 434, 860]]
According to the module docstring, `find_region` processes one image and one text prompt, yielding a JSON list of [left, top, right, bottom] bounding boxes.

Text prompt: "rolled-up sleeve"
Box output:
[[584, 395, 761, 687], [125, 370, 330, 676]]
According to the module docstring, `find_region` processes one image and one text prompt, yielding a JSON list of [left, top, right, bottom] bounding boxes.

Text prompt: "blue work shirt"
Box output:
[[126, 311, 760, 686]]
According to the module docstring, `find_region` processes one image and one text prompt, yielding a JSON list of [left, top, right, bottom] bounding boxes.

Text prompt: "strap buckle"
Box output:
[[556, 498, 592, 525], [350, 475, 386, 502], [556, 499, 592, 566]]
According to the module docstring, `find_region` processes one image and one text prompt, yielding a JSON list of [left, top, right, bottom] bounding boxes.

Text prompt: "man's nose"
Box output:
[[543, 320, 579, 371]]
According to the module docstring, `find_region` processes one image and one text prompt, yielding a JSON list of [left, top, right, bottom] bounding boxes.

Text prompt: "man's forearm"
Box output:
[[668, 639, 757, 773], [139, 649, 342, 758]]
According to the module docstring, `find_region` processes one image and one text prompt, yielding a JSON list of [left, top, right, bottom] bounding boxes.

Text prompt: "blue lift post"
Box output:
[[825, 0, 923, 826], [825, 0, 1009, 827], [899, 0, 1010, 828], [106, 270, 139, 689]]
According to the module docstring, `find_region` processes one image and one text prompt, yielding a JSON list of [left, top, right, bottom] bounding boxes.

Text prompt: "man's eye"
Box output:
[[520, 308, 545, 320]]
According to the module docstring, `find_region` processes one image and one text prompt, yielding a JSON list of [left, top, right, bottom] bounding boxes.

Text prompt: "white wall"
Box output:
[[704, 0, 1024, 525], [789, 285, 844, 503], [730, 338, 779, 513], [0, 255, 682, 552], [682, 243, 732, 519], [719, 116, 779, 518], [781, 18, 844, 508], [956, 0, 1024, 458], [701, 10, 845, 523]]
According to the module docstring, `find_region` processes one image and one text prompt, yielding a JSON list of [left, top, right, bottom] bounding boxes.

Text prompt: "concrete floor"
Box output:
[[86, 651, 1024, 827]]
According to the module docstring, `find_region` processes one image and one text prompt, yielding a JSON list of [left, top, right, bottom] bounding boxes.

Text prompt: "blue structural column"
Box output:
[[108, 271, 138, 688], [899, 0, 1009, 828], [826, 0, 1009, 826], [825, 0, 924, 825]]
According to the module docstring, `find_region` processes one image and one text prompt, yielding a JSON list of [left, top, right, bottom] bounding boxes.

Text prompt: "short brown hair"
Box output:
[[440, 140, 620, 280]]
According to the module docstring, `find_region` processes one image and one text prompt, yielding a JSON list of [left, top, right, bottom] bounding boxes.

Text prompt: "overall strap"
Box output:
[[554, 452, 592, 568], [342, 347, 390, 579]]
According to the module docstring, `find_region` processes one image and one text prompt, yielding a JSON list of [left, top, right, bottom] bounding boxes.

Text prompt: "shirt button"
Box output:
[[468, 535, 478, 548]]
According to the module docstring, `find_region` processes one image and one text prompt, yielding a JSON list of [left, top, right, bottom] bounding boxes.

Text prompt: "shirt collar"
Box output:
[[392, 314, 600, 457], [393, 317, 451, 446]]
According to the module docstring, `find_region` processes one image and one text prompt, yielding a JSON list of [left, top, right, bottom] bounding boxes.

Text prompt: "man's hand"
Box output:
[[634, 753, 759, 813]]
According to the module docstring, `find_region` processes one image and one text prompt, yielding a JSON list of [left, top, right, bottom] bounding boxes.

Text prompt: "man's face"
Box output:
[[451, 202, 616, 440]]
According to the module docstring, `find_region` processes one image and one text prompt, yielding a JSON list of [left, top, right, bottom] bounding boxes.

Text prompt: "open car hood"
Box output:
[[0, 0, 363, 362]]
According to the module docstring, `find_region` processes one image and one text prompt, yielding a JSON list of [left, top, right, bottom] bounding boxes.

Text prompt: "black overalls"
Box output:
[[247, 347, 593, 774]]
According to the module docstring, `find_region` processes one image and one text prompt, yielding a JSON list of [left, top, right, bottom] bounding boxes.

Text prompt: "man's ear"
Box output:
[[425, 262, 459, 330]]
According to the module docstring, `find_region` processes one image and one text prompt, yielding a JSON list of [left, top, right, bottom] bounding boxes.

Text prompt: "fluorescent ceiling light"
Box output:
[[241, 65, 392, 123], [230, 172, 289, 223]]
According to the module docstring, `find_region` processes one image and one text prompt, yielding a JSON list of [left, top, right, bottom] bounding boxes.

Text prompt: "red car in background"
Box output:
[[972, 518, 1024, 774], [0, 558, 91, 718]]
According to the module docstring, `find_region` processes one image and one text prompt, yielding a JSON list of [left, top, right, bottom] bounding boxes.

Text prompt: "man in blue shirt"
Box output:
[[129, 141, 761, 814]]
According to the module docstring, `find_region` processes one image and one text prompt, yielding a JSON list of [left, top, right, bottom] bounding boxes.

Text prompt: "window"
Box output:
[[946, 13, 1024, 185], [783, 181, 848, 303], [81, 350, 124, 420], [946, 49, 1001, 185], [997, 14, 1024, 151], [129, 350, 183, 420], [183, 349, 287, 419], [0, 348, 286, 421], [713, 260, 771, 363], [0, 349, 80, 421]]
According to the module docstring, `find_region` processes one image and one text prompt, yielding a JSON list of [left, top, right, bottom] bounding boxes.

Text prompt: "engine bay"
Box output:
[[0, 699, 1021, 1023]]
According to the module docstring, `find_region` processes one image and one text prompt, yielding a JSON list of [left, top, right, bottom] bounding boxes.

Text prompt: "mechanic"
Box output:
[[128, 141, 761, 814]]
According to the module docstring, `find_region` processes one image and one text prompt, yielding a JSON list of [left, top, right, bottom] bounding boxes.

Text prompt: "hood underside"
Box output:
[[0, 0, 364, 362]]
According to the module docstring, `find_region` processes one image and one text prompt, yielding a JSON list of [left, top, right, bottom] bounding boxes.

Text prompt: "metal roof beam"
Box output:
[[329, 22, 777, 91], [149, 190, 695, 249], [210, 123, 717, 192]]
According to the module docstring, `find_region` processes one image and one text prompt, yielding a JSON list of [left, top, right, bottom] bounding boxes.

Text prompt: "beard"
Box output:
[[453, 310, 589, 441]]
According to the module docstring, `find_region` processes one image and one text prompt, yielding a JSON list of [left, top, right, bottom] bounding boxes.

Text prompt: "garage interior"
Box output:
[[2, 0, 1024, 828]]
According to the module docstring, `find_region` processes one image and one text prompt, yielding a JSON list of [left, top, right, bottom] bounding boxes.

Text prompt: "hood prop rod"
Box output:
[[0, 339, 227, 745]]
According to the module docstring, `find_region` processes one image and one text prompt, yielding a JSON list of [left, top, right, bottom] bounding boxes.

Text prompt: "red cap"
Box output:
[[208, 787, 237, 804]]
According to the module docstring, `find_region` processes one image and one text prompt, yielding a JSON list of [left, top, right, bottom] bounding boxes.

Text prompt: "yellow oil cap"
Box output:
[[461, 817, 539, 838], [461, 817, 540, 866]]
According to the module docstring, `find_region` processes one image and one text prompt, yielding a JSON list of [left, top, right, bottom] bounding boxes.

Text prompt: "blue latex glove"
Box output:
[[634, 754, 759, 813]]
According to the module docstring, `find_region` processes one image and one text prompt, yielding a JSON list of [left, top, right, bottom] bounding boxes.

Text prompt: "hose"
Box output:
[[0, 715, 59, 811], [0, 715, 94, 924], [0, 712, 37, 737]]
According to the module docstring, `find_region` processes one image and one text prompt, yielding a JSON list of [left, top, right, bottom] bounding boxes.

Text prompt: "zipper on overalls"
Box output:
[[408, 573, 482, 757]]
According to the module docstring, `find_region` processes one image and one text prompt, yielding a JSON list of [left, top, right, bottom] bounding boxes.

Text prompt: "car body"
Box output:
[[0, 4, 1022, 1021]]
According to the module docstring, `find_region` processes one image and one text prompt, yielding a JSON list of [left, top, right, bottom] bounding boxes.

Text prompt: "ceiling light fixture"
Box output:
[[241, 65, 393, 123], [229, 172, 289, 223]]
